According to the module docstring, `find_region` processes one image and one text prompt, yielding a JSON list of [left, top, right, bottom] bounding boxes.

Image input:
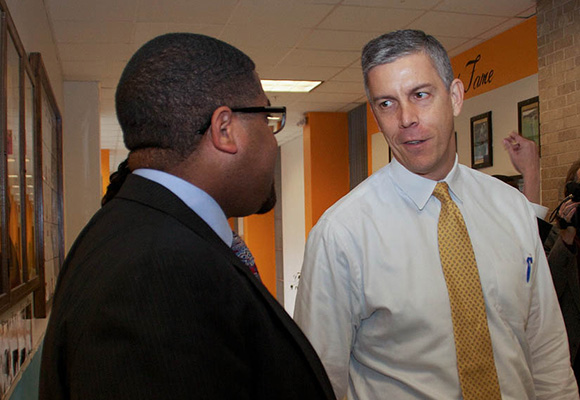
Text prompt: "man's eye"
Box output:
[[379, 100, 393, 108], [415, 92, 428, 99]]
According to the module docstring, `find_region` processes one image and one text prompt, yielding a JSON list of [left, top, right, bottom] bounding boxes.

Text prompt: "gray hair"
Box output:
[[361, 30, 454, 97]]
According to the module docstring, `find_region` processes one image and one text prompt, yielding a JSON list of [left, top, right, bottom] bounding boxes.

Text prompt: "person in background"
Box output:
[[501, 131, 553, 244], [39, 33, 334, 400], [294, 29, 578, 399], [548, 159, 580, 386]]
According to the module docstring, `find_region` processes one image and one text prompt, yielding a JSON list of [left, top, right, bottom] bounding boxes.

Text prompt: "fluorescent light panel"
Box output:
[[261, 79, 322, 93]]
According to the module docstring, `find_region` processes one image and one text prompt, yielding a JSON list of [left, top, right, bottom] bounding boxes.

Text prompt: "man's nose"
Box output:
[[399, 102, 418, 129]]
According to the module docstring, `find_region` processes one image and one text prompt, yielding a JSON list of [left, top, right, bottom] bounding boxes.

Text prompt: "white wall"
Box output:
[[371, 74, 539, 175], [63, 82, 102, 250], [6, 0, 64, 109], [281, 136, 306, 316], [371, 131, 390, 174], [456, 74, 539, 176]]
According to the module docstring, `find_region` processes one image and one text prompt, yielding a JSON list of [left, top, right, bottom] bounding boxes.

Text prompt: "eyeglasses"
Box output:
[[231, 106, 286, 135], [196, 106, 286, 135]]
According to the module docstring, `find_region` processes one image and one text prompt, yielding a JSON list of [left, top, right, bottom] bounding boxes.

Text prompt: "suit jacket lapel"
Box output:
[[115, 175, 334, 398]]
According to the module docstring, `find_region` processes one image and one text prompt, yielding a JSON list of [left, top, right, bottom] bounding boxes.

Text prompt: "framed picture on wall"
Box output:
[[518, 96, 540, 151], [470, 111, 493, 169]]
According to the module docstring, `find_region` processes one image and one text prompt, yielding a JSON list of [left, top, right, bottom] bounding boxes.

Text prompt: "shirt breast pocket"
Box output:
[[491, 253, 534, 328]]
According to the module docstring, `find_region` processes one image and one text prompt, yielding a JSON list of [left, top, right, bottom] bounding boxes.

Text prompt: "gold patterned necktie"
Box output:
[[432, 182, 501, 399]]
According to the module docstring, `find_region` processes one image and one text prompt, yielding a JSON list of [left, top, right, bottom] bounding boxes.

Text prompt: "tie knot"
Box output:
[[433, 182, 452, 203], [231, 231, 261, 280]]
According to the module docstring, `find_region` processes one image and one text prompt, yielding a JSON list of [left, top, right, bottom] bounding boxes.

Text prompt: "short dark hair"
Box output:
[[361, 29, 454, 97], [116, 33, 262, 159]]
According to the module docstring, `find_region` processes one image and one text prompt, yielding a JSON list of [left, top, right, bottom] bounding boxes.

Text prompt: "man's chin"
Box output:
[[255, 184, 277, 215]]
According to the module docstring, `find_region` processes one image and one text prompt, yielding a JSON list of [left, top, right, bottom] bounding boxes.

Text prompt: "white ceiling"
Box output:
[[44, 0, 537, 168]]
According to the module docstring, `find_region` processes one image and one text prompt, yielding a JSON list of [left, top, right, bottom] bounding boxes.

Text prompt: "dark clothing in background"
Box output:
[[39, 174, 334, 400]]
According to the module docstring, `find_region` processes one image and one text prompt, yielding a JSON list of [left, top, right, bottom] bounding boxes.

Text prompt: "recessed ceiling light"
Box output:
[[261, 80, 322, 93]]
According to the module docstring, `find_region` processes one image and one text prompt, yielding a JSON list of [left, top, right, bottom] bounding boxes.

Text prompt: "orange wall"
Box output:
[[101, 149, 110, 196], [303, 112, 349, 235], [243, 211, 276, 296], [366, 103, 380, 175], [451, 17, 538, 100]]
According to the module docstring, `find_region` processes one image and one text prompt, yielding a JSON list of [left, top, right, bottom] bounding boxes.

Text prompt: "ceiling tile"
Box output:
[[477, 17, 528, 40], [228, 1, 334, 27], [243, 47, 294, 71], [53, 21, 134, 44], [435, 0, 536, 17], [220, 24, 307, 50], [44, 0, 541, 150], [435, 36, 473, 53], [343, 0, 439, 9], [319, 5, 425, 31], [99, 76, 122, 90], [59, 43, 134, 62], [133, 23, 225, 49], [518, 6, 536, 18], [447, 38, 485, 58], [61, 60, 126, 80], [301, 0, 342, 4], [304, 92, 364, 103], [261, 65, 344, 81], [337, 101, 367, 113], [137, 0, 238, 24], [299, 29, 378, 51], [267, 93, 309, 109], [100, 88, 116, 100], [410, 11, 508, 38], [314, 81, 365, 94], [100, 115, 118, 126], [100, 105, 117, 116], [46, 0, 139, 21], [300, 101, 349, 112], [280, 49, 360, 67], [332, 67, 364, 83]]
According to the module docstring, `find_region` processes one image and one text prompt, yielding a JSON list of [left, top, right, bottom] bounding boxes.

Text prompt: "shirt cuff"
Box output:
[[530, 202, 549, 220]]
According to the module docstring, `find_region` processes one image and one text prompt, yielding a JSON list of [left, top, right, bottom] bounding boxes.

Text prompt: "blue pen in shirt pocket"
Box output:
[[526, 256, 533, 283]]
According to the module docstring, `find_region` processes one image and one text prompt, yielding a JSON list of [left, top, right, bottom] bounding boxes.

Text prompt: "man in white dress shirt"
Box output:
[[294, 29, 578, 399]]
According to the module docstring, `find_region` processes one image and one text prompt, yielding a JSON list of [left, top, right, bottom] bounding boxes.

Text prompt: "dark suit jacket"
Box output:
[[39, 175, 334, 400], [548, 237, 580, 363]]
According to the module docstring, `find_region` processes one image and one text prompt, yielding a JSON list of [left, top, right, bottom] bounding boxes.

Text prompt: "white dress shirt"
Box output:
[[294, 157, 578, 400], [132, 169, 232, 246]]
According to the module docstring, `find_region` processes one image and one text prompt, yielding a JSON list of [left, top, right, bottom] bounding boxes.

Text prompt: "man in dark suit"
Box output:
[[39, 33, 334, 399]]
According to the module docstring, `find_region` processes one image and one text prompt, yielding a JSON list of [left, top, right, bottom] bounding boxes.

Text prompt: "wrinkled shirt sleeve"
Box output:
[[524, 200, 579, 399], [294, 218, 360, 399]]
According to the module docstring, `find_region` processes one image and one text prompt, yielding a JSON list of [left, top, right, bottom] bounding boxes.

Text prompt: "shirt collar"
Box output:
[[389, 155, 462, 210], [133, 169, 233, 246]]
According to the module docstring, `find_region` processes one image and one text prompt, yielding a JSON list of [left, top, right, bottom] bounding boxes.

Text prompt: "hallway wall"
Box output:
[[537, 0, 580, 211]]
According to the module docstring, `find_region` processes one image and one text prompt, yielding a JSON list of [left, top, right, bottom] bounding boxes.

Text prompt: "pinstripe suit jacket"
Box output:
[[39, 174, 334, 400]]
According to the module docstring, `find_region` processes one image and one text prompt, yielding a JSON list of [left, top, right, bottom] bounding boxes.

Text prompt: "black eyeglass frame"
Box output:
[[196, 106, 287, 135]]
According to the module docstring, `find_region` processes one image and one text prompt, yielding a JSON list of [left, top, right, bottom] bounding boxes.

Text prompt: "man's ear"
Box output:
[[449, 78, 464, 117], [208, 106, 238, 154]]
